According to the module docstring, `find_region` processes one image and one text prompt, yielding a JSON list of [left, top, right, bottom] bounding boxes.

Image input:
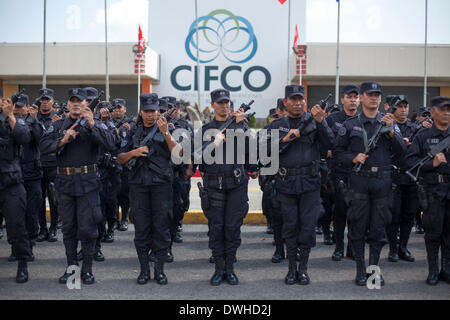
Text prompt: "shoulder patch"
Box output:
[[17, 118, 26, 125], [46, 125, 54, 134], [338, 126, 347, 136]]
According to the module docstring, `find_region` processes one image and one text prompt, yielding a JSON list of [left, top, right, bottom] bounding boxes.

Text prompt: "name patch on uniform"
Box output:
[[278, 127, 290, 133], [352, 126, 362, 132], [427, 138, 440, 144]]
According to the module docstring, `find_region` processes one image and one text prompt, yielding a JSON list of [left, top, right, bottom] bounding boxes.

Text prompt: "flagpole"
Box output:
[[43, 0, 47, 89], [335, 0, 341, 104], [287, 0, 291, 85], [105, 0, 110, 101], [195, 0, 201, 109], [423, 0, 428, 107]]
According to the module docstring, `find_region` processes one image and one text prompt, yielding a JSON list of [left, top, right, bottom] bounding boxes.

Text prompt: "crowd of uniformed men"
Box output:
[[0, 82, 449, 288]]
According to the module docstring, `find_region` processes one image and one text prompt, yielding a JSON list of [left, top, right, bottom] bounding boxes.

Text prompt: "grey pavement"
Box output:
[[0, 224, 449, 300]]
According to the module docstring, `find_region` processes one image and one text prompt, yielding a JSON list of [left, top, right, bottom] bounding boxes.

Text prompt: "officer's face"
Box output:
[[341, 92, 360, 113], [140, 109, 159, 126], [68, 97, 86, 117], [276, 107, 288, 117], [393, 102, 409, 123], [40, 97, 53, 113], [212, 100, 230, 118], [430, 106, 450, 127], [13, 104, 28, 117], [360, 92, 381, 110], [113, 106, 126, 120], [284, 95, 305, 117]]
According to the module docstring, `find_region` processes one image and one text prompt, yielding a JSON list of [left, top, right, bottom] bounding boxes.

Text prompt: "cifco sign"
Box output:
[[170, 9, 271, 93]]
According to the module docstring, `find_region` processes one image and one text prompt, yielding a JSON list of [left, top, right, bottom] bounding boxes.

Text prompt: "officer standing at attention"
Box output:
[[405, 96, 450, 285], [13, 93, 43, 262], [387, 95, 419, 263], [266, 85, 334, 285], [326, 85, 360, 261], [335, 82, 406, 286], [117, 93, 181, 285], [40, 88, 117, 285], [0, 89, 32, 283], [36, 88, 59, 242], [111, 98, 133, 231], [198, 88, 255, 286]]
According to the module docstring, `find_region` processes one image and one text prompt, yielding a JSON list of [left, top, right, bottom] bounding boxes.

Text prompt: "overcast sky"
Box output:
[[0, 0, 448, 44]]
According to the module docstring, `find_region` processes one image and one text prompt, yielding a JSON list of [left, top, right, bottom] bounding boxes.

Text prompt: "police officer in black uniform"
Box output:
[[13, 93, 43, 262], [387, 95, 420, 263], [118, 93, 181, 285], [36, 88, 59, 242], [162, 96, 194, 247], [40, 88, 117, 285], [326, 85, 360, 261], [0, 90, 32, 283], [405, 96, 450, 285], [111, 98, 134, 231], [335, 82, 406, 286], [198, 88, 255, 286], [267, 85, 334, 285]]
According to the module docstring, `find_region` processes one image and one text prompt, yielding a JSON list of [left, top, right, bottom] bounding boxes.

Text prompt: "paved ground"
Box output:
[[0, 224, 449, 300]]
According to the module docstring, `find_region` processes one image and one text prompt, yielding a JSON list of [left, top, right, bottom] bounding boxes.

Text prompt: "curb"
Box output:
[[46, 209, 267, 226]]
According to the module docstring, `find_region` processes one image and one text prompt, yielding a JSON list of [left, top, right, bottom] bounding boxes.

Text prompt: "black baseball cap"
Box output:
[[430, 96, 450, 108], [417, 106, 430, 116], [285, 85, 305, 99], [140, 93, 159, 111], [39, 88, 54, 99], [161, 96, 177, 108], [394, 95, 409, 106], [68, 88, 87, 101], [158, 98, 169, 112], [14, 94, 29, 107], [269, 108, 277, 117], [85, 87, 99, 100], [211, 89, 230, 103], [360, 82, 382, 94], [277, 98, 287, 111], [342, 85, 359, 95], [385, 95, 399, 106], [98, 101, 112, 110], [326, 104, 341, 114], [112, 98, 126, 108]]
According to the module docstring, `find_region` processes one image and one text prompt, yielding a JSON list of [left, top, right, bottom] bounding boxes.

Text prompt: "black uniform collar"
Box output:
[[359, 111, 383, 124], [431, 124, 450, 137]]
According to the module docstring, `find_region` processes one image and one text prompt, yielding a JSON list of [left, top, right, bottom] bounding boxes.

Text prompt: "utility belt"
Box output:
[[423, 173, 450, 185], [21, 160, 41, 171], [351, 166, 391, 179], [57, 164, 98, 176], [278, 161, 319, 178], [204, 167, 245, 188]]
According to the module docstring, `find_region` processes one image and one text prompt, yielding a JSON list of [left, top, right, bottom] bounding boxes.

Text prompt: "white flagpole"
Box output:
[[195, 0, 201, 109], [287, 0, 291, 85], [335, 0, 341, 104], [423, 0, 428, 107], [105, 0, 110, 101], [43, 0, 47, 89]]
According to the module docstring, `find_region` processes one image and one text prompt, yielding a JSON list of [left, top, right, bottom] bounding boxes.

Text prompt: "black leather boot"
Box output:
[[285, 255, 298, 285], [59, 257, 79, 284], [210, 257, 225, 286], [81, 254, 95, 285], [297, 248, 310, 285], [36, 228, 48, 242], [8, 247, 17, 262], [439, 248, 450, 284], [103, 228, 114, 243], [353, 241, 366, 286], [368, 246, 384, 286], [425, 242, 439, 285], [332, 241, 344, 261], [398, 239, 415, 262], [48, 227, 57, 242], [154, 255, 168, 285], [174, 231, 183, 243], [16, 260, 28, 283], [272, 244, 285, 263], [323, 227, 333, 245], [166, 248, 174, 263], [137, 253, 151, 285], [388, 240, 399, 262], [225, 255, 238, 285], [118, 219, 128, 231], [94, 250, 105, 262]]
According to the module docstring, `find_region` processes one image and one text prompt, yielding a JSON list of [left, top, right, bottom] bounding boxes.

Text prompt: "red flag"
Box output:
[[293, 24, 299, 48], [278, 0, 287, 4], [138, 25, 145, 51]]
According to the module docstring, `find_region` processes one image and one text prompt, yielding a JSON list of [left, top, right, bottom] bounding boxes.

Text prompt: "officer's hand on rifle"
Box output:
[[214, 131, 226, 146], [29, 105, 39, 118], [234, 109, 245, 123], [281, 129, 300, 143], [311, 104, 326, 123], [132, 146, 149, 158], [184, 164, 194, 180], [403, 137, 411, 146], [352, 153, 368, 165], [433, 152, 447, 167], [59, 122, 79, 146], [423, 119, 433, 128], [122, 122, 131, 131], [381, 113, 395, 136], [1, 98, 14, 117], [157, 115, 169, 136], [100, 108, 110, 122], [51, 114, 61, 122], [81, 106, 95, 128]]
